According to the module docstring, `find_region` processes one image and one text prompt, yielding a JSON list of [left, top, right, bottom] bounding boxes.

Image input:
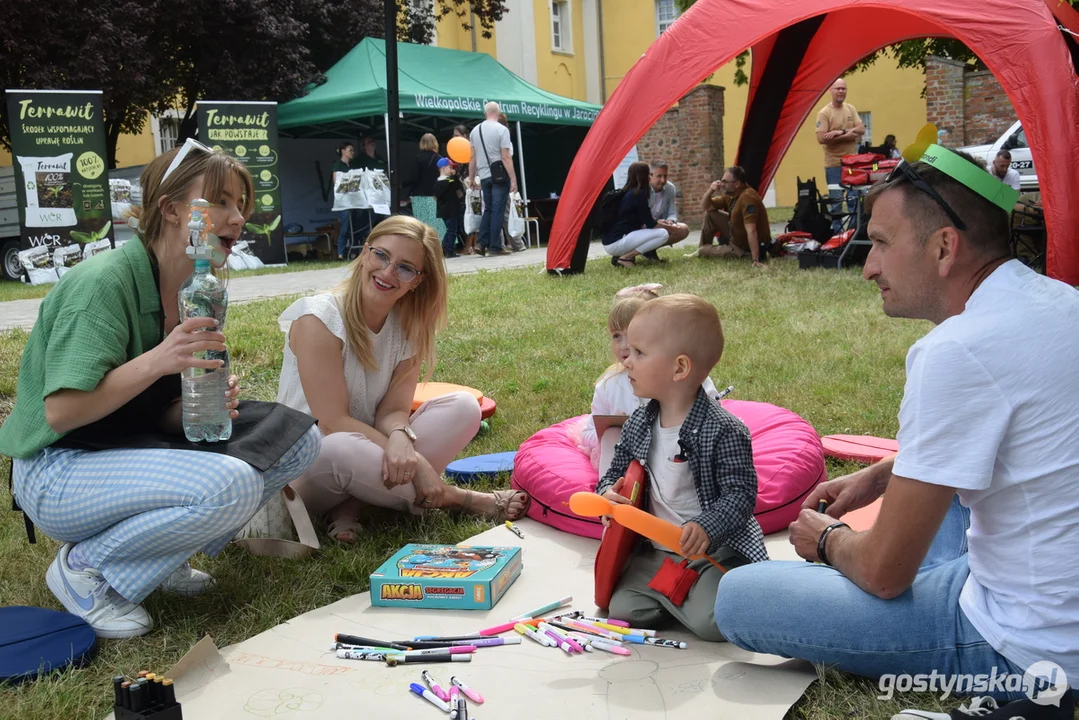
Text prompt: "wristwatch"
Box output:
[[391, 425, 417, 443]]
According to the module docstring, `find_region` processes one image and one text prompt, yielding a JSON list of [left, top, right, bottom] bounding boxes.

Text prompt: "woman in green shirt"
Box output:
[[0, 141, 321, 638]]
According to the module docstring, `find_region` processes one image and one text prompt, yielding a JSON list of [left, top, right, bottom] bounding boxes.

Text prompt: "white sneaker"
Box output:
[[45, 543, 153, 639], [158, 562, 215, 596], [892, 697, 1000, 720]]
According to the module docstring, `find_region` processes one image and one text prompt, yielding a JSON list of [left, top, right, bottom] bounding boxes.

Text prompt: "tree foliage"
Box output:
[[0, 0, 510, 165], [674, 0, 1079, 86]]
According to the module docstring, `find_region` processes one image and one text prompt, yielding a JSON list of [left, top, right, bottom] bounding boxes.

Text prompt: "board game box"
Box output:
[[369, 544, 523, 610]]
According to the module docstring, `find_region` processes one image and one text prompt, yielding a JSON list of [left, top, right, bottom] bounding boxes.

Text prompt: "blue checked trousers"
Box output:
[[12, 426, 321, 603]]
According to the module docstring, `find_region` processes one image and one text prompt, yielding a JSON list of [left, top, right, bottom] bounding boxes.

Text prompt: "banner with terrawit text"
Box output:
[[197, 101, 285, 265], [5, 89, 115, 283]]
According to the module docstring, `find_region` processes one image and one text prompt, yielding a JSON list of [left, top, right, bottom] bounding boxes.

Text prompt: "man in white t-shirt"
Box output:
[[468, 101, 518, 256], [715, 145, 1078, 716], [990, 149, 1022, 191]]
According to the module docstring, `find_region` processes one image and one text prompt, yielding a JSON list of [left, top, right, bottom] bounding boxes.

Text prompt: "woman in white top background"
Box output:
[[276, 215, 529, 543]]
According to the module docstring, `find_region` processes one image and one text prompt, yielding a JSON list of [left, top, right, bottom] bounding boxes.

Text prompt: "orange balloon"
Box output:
[[447, 136, 471, 164]]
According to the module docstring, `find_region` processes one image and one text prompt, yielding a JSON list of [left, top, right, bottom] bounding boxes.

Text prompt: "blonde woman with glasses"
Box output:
[[276, 215, 530, 543], [0, 138, 322, 638]]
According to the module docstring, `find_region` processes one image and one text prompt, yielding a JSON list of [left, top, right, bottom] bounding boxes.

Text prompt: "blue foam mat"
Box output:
[[445, 451, 517, 483]]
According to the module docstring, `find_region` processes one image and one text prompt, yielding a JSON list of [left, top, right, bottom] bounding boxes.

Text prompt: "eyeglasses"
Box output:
[[367, 246, 422, 283], [162, 137, 214, 183], [884, 161, 967, 231]]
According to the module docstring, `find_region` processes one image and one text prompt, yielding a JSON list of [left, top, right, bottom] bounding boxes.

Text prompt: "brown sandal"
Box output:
[[460, 488, 531, 522]]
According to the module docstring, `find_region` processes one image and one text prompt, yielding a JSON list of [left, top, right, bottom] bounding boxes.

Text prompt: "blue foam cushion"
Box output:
[[445, 452, 517, 484], [0, 606, 97, 684]]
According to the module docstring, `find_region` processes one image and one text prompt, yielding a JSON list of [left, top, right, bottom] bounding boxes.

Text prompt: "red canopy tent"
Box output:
[[547, 0, 1079, 284]]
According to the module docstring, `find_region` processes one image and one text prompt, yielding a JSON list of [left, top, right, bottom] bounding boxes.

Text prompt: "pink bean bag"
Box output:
[[510, 400, 826, 538]]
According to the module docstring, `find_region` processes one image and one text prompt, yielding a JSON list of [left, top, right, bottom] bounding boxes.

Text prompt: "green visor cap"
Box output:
[[917, 144, 1020, 214]]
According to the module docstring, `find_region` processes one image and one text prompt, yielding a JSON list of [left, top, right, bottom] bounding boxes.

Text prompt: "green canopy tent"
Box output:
[[278, 38, 602, 216]]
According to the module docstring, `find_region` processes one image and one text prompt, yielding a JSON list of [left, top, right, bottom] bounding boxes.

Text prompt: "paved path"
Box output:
[[0, 222, 789, 332]]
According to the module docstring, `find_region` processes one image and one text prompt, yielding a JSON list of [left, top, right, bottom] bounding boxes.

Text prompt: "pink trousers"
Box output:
[[292, 391, 481, 517]]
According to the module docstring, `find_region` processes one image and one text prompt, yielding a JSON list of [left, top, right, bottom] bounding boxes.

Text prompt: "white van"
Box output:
[[957, 120, 1037, 192]]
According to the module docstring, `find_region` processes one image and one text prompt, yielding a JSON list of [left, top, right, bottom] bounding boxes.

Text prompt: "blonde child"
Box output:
[[596, 294, 767, 641], [570, 285, 720, 476]]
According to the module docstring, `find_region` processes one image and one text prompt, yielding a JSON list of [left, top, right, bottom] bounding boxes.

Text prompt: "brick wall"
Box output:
[[635, 85, 725, 222], [926, 56, 1015, 148]]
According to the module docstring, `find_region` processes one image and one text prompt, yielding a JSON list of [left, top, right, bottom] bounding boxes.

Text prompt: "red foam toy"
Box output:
[[821, 434, 898, 464], [591, 461, 648, 610]]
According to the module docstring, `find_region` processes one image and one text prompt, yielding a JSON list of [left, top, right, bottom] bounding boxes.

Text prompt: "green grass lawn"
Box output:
[[0, 249, 973, 719], [0, 259, 346, 303]]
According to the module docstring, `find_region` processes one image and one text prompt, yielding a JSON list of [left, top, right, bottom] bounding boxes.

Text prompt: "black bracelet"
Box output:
[[817, 522, 849, 566]]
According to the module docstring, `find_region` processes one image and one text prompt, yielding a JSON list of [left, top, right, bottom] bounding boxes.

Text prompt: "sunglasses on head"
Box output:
[[162, 137, 214, 183], [884, 161, 968, 231]]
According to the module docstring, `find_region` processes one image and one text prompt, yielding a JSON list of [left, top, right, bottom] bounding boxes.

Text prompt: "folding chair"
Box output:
[[1011, 201, 1046, 274]]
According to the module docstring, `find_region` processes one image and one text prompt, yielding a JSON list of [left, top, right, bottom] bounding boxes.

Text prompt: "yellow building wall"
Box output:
[[533, 1, 589, 101], [598, 0, 927, 206], [437, 11, 498, 56], [1, 117, 158, 169]]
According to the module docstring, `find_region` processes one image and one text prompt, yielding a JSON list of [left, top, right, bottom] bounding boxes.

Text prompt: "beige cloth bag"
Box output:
[[233, 484, 320, 559]]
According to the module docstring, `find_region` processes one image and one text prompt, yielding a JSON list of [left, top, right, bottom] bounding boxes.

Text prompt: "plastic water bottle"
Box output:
[[178, 199, 232, 443]]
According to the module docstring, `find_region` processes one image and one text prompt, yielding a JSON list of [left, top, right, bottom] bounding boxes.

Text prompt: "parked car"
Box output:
[[957, 120, 1037, 192]]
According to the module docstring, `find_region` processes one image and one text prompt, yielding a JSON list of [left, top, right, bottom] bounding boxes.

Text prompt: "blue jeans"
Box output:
[[825, 166, 855, 234], [479, 178, 510, 252], [441, 214, 458, 257], [337, 210, 354, 257], [714, 497, 1027, 701]]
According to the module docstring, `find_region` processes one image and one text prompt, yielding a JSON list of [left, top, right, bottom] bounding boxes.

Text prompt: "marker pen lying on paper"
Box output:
[[504, 520, 524, 538], [336, 633, 410, 651], [403, 646, 476, 656], [468, 637, 521, 648], [476, 619, 530, 637], [589, 620, 656, 637], [332, 643, 401, 652], [457, 695, 470, 720], [588, 638, 633, 656], [388, 654, 472, 664], [541, 628, 573, 654], [391, 639, 473, 649], [514, 622, 552, 647], [337, 649, 394, 661], [558, 611, 631, 628], [449, 684, 460, 706], [562, 619, 624, 642], [422, 670, 450, 702], [410, 682, 450, 712], [642, 637, 688, 649], [413, 634, 480, 641], [510, 595, 573, 621], [565, 633, 595, 651], [450, 675, 485, 704], [539, 622, 583, 653]]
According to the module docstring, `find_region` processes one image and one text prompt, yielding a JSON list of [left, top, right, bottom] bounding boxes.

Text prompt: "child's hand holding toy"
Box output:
[[679, 521, 710, 558]]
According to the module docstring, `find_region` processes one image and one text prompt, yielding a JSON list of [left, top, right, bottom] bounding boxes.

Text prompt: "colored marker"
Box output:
[[113, 676, 125, 708], [391, 639, 475, 649], [588, 638, 633, 656], [422, 670, 450, 702], [413, 633, 479, 641], [473, 619, 530, 637], [332, 643, 401, 653], [388, 654, 472, 664], [504, 521, 524, 538], [162, 679, 176, 706], [451, 676, 485, 704], [129, 684, 144, 713], [336, 633, 410, 651], [511, 595, 573, 621], [410, 682, 450, 712], [457, 695, 470, 720], [542, 628, 573, 654], [561, 613, 630, 630], [119, 681, 132, 710], [145, 674, 157, 704], [588, 620, 656, 637], [469, 637, 520, 648], [562, 619, 624, 642], [716, 385, 735, 401], [137, 670, 149, 679], [337, 649, 393, 661], [642, 636, 688, 649], [449, 684, 460, 706], [539, 622, 583, 653], [514, 622, 552, 647]]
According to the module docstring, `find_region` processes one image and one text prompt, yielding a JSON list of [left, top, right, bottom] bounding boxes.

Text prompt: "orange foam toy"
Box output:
[[821, 435, 898, 464], [569, 492, 726, 571], [840, 497, 883, 532], [412, 382, 484, 412]]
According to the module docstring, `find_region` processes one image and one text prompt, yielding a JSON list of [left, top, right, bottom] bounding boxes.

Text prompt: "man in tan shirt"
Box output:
[[816, 78, 865, 232], [696, 166, 770, 268]]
